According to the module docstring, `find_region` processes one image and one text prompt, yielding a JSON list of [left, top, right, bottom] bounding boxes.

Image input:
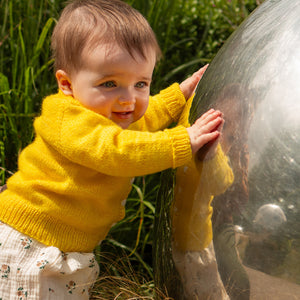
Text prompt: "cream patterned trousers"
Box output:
[[0, 221, 99, 299]]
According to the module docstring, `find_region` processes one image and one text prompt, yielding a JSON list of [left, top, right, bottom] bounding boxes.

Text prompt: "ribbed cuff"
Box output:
[[167, 125, 192, 168]]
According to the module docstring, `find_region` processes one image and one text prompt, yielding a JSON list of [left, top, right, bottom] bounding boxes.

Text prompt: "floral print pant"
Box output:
[[0, 221, 99, 299]]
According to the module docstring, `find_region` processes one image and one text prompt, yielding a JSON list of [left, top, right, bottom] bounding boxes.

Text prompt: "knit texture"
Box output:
[[0, 84, 192, 252]]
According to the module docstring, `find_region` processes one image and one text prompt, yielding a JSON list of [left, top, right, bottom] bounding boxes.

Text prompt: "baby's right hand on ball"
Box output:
[[186, 109, 223, 154]]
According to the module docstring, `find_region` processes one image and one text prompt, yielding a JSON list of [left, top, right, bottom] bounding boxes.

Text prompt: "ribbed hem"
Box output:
[[167, 125, 192, 168], [0, 194, 103, 253], [160, 83, 186, 121]]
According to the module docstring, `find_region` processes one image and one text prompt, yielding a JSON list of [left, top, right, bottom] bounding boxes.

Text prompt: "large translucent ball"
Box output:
[[190, 0, 300, 297]]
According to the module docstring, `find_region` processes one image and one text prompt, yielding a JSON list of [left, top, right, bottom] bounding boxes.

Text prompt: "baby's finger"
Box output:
[[193, 109, 216, 124], [210, 117, 224, 133], [195, 110, 222, 127], [196, 131, 220, 149], [194, 64, 209, 77], [201, 116, 223, 133], [201, 109, 222, 120]]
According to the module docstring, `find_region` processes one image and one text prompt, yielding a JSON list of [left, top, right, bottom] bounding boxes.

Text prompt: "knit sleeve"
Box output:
[[36, 95, 192, 177], [131, 83, 186, 132]]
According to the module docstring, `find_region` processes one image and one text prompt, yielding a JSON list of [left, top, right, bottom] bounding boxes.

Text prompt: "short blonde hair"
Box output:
[[51, 0, 162, 73]]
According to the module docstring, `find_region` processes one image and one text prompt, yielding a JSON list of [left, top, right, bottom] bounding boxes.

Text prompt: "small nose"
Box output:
[[118, 98, 134, 105], [118, 89, 135, 105]]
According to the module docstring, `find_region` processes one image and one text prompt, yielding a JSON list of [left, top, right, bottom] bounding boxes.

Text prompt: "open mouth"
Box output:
[[113, 111, 133, 119], [118, 111, 131, 115]]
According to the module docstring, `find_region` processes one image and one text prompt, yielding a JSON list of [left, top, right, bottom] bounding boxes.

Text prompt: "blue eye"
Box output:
[[101, 81, 116, 88]]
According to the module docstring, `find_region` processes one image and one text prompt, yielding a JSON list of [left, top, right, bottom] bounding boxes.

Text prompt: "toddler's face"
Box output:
[[68, 44, 156, 129]]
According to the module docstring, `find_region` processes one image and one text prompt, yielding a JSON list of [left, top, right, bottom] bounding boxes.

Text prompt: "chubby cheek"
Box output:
[[87, 95, 115, 117], [79, 100, 109, 117], [135, 98, 149, 121]]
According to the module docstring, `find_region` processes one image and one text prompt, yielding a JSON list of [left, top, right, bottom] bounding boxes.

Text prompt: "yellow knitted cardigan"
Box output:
[[0, 84, 192, 252]]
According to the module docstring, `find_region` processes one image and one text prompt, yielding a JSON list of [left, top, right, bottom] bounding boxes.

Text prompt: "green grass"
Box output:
[[0, 0, 258, 297], [91, 250, 172, 299], [0, 0, 62, 182]]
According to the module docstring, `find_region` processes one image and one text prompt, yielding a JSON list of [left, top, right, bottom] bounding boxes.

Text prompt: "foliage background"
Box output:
[[0, 0, 259, 297]]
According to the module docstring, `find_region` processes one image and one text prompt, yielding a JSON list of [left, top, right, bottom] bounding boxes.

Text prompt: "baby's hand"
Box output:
[[186, 109, 223, 154], [179, 64, 208, 100], [197, 118, 224, 161]]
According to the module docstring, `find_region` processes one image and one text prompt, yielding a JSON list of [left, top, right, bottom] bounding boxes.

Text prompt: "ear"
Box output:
[[56, 70, 73, 96]]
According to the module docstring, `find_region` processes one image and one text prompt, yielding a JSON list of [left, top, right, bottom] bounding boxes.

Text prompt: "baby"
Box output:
[[0, 0, 222, 298]]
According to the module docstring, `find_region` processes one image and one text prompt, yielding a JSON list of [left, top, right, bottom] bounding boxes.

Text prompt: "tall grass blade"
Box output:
[[33, 18, 54, 61]]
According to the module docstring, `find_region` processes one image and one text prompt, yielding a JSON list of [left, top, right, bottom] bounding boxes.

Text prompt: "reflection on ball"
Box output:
[[253, 204, 287, 232], [190, 0, 300, 296]]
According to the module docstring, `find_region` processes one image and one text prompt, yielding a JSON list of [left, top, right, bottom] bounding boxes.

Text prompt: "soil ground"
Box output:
[[246, 266, 300, 300]]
